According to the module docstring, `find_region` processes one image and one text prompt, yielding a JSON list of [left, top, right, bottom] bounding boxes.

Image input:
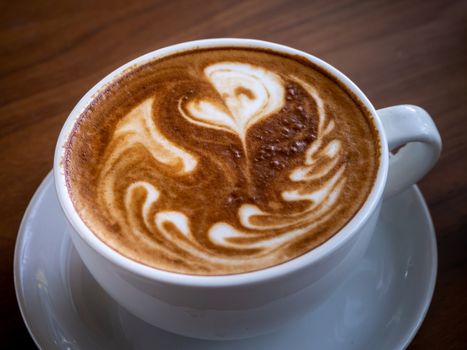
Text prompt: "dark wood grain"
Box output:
[[1, 0, 466, 348]]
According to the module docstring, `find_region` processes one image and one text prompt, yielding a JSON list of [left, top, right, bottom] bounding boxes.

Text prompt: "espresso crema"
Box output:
[[65, 48, 380, 275]]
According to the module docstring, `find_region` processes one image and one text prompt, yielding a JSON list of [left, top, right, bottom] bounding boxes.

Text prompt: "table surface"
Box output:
[[1, 0, 466, 348]]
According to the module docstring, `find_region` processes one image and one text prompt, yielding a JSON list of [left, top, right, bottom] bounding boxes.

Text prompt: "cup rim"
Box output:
[[54, 38, 389, 287]]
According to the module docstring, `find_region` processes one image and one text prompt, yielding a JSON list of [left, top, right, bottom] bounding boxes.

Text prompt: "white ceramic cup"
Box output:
[[54, 38, 442, 340]]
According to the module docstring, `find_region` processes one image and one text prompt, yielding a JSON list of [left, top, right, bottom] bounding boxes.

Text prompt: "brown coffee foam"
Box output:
[[65, 48, 380, 275]]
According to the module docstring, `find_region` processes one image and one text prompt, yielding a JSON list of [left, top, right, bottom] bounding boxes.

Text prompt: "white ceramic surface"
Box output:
[[52, 38, 441, 339], [15, 172, 437, 349]]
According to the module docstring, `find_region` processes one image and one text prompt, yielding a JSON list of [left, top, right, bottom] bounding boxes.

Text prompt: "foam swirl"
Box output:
[[179, 62, 285, 149], [66, 48, 378, 275]]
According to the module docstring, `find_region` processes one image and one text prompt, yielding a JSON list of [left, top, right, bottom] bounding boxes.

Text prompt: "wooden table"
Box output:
[[1, 0, 466, 348]]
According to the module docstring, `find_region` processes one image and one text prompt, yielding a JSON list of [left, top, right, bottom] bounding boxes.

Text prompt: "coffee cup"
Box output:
[[54, 38, 441, 340]]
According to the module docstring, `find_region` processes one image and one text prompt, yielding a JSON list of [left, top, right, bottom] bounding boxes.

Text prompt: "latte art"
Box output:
[[66, 48, 379, 275], [180, 62, 285, 149]]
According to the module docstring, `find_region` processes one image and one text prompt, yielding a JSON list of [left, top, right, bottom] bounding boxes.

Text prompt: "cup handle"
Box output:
[[377, 105, 442, 199]]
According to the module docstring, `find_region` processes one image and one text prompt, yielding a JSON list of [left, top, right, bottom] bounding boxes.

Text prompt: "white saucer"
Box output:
[[14, 172, 437, 350]]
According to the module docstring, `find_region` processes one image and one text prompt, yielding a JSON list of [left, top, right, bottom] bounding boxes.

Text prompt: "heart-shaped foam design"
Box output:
[[181, 63, 285, 145]]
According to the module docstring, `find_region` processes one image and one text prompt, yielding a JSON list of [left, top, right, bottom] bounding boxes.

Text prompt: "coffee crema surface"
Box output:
[[65, 48, 379, 275]]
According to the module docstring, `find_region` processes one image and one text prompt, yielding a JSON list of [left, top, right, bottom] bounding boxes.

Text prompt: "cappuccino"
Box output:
[[65, 47, 379, 275]]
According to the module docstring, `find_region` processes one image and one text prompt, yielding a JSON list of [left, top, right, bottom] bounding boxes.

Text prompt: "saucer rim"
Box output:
[[14, 172, 54, 349], [395, 185, 437, 349], [13, 171, 437, 350]]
